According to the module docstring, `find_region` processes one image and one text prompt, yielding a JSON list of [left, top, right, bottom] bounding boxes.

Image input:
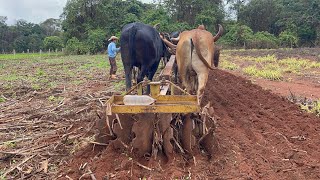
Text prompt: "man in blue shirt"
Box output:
[[107, 36, 121, 79]]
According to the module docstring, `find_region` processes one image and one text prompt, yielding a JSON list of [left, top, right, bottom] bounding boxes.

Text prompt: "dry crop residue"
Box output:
[[61, 69, 320, 179]]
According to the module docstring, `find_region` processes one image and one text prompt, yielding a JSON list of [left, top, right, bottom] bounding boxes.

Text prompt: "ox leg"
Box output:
[[146, 62, 159, 94], [132, 67, 140, 86], [124, 66, 132, 91], [196, 73, 209, 105], [173, 60, 178, 84], [137, 67, 148, 94]]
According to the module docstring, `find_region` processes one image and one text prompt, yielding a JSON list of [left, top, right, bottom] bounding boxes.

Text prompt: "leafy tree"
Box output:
[[0, 16, 7, 25], [164, 0, 224, 26], [2, 0, 320, 51], [195, 6, 224, 33], [238, 0, 280, 34], [225, 0, 248, 21], [274, 0, 320, 46], [123, 13, 140, 25], [13, 36, 29, 52], [28, 34, 43, 51], [86, 29, 105, 54], [279, 30, 298, 48], [40, 18, 62, 36], [0, 16, 9, 52], [44, 36, 64, 51], [65, 37, 88, 55], [16, 20, 36, 36], [220, 24, 254, 48], [62, 0, 147, 41], [248, 31, 279, 49], [142, 7, 171, 31]]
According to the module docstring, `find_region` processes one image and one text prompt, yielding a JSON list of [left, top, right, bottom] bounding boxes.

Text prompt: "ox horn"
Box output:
[[153, 23, 160, 30], [213, 24, 223, 42], [171, 35, 180, 43], [162, 37, 176, 50]]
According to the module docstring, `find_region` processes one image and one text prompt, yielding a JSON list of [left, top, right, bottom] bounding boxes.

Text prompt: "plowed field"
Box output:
[[59, 69, 320, 180], [1, 49, 319, 179]]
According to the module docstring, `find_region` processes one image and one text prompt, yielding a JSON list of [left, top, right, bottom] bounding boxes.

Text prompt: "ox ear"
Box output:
[[198, 24, 206, 30], [213, 24, 224, 42], [153, 23, 160, 30]]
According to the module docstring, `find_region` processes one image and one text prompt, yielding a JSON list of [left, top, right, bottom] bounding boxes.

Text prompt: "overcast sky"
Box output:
[[0, 0, 153, 25]]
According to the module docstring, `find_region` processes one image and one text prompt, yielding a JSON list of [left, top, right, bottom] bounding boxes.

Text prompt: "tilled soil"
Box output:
[[60, 69, 320, 179]]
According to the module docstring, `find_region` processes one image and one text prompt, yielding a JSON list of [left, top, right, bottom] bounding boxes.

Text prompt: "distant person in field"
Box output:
[[107, 36, 121, 80]]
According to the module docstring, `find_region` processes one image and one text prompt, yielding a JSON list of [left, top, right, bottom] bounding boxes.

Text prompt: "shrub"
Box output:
[[43, 36, 64, 51], [65, 37, 88, 55], [279, 30, 298, 48], [86, 29, 105, 54], [220, 24, 254, 48], [247, 31, 279, 49]]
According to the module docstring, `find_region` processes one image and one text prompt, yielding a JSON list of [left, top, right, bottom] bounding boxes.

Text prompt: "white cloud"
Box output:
[[0, 0, 67, 25]]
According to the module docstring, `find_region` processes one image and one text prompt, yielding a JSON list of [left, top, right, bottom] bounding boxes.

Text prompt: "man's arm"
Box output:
[[111, 43, 120, 52]]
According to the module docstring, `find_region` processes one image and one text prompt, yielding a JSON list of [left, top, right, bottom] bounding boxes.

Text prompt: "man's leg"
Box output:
[[113, 58, 118, 75], [109, 57, 117, 79]]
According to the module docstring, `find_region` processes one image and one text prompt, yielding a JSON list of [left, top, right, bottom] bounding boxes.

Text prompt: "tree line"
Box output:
[[0, 17, 63, 53], [1, 0, 319, 54]]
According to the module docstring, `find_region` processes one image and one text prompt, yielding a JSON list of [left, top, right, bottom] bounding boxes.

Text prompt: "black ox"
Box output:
[[120, 22, 173, 92]]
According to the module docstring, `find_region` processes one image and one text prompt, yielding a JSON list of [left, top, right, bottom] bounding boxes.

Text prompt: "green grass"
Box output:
[[312, 101, 320, 116], [0, 54, 115, 91], [258, 69, 283, 80], [3, 141, 17, 148], [222, 49, 319, 81], [247, 54, 277, 63], [36, 68, 46, 76], [309, 61, 320, 68], [300, 100, 320, 117], [0, 52, 63, 60], [0, 73, 20, 81], [243, 65, 283, 80], [243, 66, 259, 76], [220, 60, 239, 70], [0, 96, 5, 103], [113, 80, 126, 92], [278, 57, 320, 74]]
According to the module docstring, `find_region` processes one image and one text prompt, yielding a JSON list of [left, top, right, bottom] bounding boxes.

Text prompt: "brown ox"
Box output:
[[175, 24, 223, 104]]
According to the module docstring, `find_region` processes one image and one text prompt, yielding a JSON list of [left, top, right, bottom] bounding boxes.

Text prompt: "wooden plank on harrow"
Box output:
[[160, 84, 170, 95], [160, 55, 175, 80]]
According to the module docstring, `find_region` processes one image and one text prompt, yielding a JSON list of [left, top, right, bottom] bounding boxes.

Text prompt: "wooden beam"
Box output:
[[160, 55, 175, 80]]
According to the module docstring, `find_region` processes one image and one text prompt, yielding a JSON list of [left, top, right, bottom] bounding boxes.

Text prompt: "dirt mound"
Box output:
[[200, 69, 320, 179], [60, 69, 320, 179]]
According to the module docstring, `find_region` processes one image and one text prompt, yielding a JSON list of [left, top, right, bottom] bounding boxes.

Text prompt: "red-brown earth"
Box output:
[[1, 49, 319, 179], [60, 69, 320, 180]]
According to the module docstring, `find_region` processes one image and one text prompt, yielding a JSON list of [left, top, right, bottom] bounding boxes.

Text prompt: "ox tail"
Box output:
[[185, 38, 198, 94], [213, 46, 220, 67], [192, 35, 214, 70], [191, 38, 194, 62], [129, 25, 138, 65]]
